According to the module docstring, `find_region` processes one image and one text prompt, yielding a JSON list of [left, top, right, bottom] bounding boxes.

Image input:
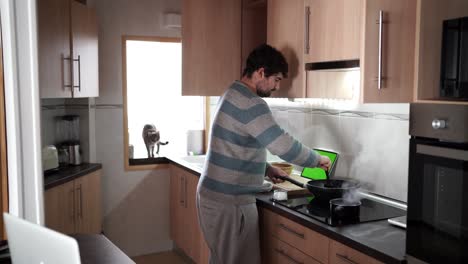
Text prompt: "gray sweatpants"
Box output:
[[197, 195, 261, 264]]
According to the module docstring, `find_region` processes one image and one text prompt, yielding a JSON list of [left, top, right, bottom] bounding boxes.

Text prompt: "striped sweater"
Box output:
[[198, 81, 320, 204]]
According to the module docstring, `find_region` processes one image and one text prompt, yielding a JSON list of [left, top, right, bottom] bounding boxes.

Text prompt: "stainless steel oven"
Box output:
[[407, 103, 468, 264]]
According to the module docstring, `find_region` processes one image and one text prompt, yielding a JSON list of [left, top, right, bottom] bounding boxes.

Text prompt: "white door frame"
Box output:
[[0, 0, 43, 224]]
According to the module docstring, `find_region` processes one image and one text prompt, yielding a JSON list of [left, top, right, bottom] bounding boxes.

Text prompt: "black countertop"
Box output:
[[44, 163, 102, 190], [168, 157, 407, 264]]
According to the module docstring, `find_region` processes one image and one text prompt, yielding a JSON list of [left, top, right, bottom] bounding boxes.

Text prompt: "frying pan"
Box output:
[[275, 175, 360, 202]]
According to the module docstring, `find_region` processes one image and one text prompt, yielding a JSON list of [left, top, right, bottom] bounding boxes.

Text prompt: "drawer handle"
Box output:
[[336, 253, 358, 264], [278, 223, 305, 239], [274, 248, 303, 264]]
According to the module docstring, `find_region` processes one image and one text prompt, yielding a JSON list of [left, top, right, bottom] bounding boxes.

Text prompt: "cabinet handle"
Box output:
[[180, 176, 185, 206], [336, 253, 358, 264], [278, 223, 305, 239], [73, 55, 81, 92], [77, 185, 83, 219], [274, 248, 303, 264], [183, 175, 188, 208], [376, 10, 384, 90], [304, 6, 311, 54], [62, 55, 73, 95], [69, 189, 75, 220]]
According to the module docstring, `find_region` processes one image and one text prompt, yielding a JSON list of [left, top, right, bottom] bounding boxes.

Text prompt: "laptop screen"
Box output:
[[301, 148, 339, 180], [3, 213, 81, 264]]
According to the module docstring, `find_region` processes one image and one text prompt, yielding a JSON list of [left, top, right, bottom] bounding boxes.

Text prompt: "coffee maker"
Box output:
[[56, 115, 81, 165]]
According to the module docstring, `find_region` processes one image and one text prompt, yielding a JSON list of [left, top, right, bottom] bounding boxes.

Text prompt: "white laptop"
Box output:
[[3, 213, 81, 264]]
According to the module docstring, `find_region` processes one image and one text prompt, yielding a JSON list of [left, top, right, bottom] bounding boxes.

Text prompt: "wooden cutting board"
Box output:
[[272, 172, 310, 195]]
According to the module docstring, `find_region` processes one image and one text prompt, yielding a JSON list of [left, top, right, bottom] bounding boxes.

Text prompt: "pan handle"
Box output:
[[275, 176, 306, 188]]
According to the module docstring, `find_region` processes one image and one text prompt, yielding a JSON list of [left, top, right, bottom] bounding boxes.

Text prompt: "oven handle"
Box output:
[[417, 144, 468, 161]]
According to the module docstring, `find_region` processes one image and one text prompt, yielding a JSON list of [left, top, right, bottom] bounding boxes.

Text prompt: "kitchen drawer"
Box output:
[[329, 240, 383, 264], [260, 208, 329, 264], [264, 235, 322, 264]]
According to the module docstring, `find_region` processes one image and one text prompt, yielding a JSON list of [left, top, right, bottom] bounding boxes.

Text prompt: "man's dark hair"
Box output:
[[242, 44, 288, 78]]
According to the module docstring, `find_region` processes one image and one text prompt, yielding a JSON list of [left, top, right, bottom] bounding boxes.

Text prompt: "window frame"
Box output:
[[122, 35, 183, 171]]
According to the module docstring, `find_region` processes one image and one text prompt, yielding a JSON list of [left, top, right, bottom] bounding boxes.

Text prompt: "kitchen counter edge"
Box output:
[[44, 163, 103, 190]]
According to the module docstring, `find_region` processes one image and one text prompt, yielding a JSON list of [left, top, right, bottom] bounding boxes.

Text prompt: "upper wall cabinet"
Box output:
[[38, 0, 99, 98], [267, 0, 306, 98], [182, 0, 266, 96], [306, 0, 362, 63], [303, 0, 417, 102], [360, 0, 417, 103], [415, 0, 468, 104]]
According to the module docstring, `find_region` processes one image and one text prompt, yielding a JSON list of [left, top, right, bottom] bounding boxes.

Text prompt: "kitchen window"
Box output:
[[122, 36, 205, 170]]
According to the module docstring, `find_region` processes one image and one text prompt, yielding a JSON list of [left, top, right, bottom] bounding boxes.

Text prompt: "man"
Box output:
[[196, 44, 331, 264]]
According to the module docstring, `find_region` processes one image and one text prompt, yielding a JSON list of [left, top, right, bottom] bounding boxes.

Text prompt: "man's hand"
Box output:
[[265, 165, 289, 183], [318, 155, 331, 171]]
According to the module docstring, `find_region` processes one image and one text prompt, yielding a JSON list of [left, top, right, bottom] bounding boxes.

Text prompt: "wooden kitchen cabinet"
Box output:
[[38, 0, 99, 98], [267, 0, 306, 98], [360, 0, 417, 103], [44, 180, 76, 234], [302, 0, 417, 102], [329, 240, 383, 264], [45, 169, 102, 234], [264, 236, 321, 264], [260, 207, 329, 264], [170, 165, 209, 263], [415, 0, 468, 104], [74, 170, 102, 233], [305, 0, 362, 63], [182, 0, 266, 96]]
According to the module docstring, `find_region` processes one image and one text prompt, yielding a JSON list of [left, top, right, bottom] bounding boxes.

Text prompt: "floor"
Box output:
[[132, 251, 192, 264]]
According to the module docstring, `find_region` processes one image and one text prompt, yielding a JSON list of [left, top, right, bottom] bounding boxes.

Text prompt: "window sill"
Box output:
[[125, 157, 170, 171]]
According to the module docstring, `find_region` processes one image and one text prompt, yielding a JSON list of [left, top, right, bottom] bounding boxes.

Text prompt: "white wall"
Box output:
[[94, 0, 181, 257]]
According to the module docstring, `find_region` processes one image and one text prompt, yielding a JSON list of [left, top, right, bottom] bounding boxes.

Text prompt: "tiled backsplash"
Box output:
[[209, 97, 409, 202]]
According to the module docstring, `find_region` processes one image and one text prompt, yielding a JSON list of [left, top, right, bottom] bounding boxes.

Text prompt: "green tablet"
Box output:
[[301, 149, 339, 180]]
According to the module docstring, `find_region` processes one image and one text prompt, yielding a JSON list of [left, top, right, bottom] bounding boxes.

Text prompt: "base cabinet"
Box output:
[[260, 207, 385, 264], [170, 165, 209, 264], [45, 169, 102, 234], [260, 207, 329, 264]]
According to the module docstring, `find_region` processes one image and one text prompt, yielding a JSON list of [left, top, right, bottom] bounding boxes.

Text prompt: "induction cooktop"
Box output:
[[274, 196, 406, 227]]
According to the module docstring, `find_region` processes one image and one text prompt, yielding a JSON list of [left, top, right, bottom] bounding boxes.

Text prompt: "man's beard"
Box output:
[[256, 88, 271, 98]]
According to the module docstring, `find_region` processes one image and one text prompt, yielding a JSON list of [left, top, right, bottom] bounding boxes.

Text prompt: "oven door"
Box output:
[[407, 138, 468, 263]]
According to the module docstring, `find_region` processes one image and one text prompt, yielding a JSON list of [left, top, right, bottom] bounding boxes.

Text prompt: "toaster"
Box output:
[[42, 145, 59, 171]]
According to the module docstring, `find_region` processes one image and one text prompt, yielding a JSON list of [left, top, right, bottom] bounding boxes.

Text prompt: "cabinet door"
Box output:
[[185, 171, 202, 263], [416, 0, 468, 101], [361, 0, 417, 103], [75, 170, 102, 234], [267, 0, 306, 98], [44, 181, 75, 234], [37, 0, 72, 98], [71, 1, 99, 98], [329, 240, 383, 264], [306, 0, 362, 63], [199, 236, 210, 264], [260, 207, 329, 264], [263, 235, 322, 264], [182, 0, 242, 96], [170, 166, 191, 256]]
